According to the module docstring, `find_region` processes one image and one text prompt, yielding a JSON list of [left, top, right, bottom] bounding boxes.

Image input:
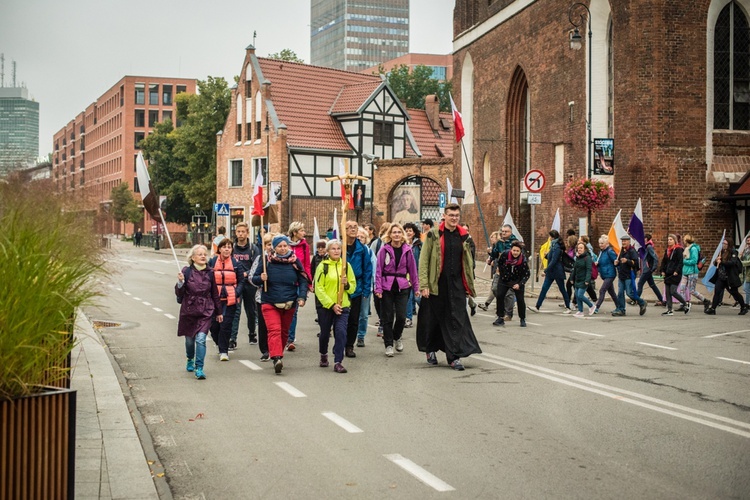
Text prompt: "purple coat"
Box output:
[[375, 243, 419, 295], [175, 266, 222, 338]]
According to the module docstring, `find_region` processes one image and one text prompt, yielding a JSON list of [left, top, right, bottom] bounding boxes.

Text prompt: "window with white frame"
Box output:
[[229, 159, 243, 187]]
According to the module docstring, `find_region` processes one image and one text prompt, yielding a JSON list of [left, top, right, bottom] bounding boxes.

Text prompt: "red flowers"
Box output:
[[563, 178, 614, 212]]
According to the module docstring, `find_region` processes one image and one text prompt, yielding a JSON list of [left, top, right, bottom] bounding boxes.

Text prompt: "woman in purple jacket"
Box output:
[[374, 223, 419, 357], [175, 245, 223, 380]]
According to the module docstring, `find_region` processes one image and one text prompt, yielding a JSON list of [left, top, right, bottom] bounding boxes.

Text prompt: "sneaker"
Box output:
[[477, 303, 489, 311], [639, 301, 647, 316], [186, 358, 195, 372], [705, 308, 716, 315], [260, 352, 270, 362], [273, 358, 283, 374], [319, 354, 329, 367], [334, 362, 347, 373], [528, 305, 541, 313], [520, 319, 527, 327], [404, 319, 413, 328], [426, 352, 438, 365], [286, 342, 296, 352], [377, 326, 383, 337], [395, 339, 404, 352], [450, 359, 465, 371], [740, 305, 749, 316], [385, 346, 394, 357], [611, 310, 625, 317], [356, 338, 365, 348], [470, 305, 477, 316], [574, 311, 585, 318], [228, 341, 237, 351], [562, 308, 572, 315], [492, 318, 505, 326], [195, 368, 206, 380], [588, 305, 596, 316], [220, 352, 229, 361], [249, 335, 258, 345], [702, 298, 711, 308], [662, 310, 673, 316], [345, 347, 356, 358], [684, 302, 691, 314], [593, 308, 599, 314]]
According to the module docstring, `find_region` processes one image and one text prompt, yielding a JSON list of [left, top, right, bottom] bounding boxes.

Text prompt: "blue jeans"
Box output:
[[744, 282, 750, 304], [575, 288, 593, 312], [637, 271, 664, 302], [535, 269, 570, 309], [185, 332, 207, 369], [288, 305, 299, 343], [357, 295, 371, 340], [617, 278, 644, 311], [405, 289, 421, 321]]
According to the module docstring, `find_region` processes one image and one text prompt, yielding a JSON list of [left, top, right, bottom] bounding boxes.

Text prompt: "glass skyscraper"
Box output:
[[0, 87, 39, 175], [311, 0, 410, 72]]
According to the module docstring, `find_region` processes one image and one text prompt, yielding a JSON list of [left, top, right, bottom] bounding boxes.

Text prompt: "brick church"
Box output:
[[451, 0, 750, 251]]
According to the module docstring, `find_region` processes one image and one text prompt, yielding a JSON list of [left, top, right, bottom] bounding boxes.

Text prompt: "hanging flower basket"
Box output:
[[563, 178, 614, 212]]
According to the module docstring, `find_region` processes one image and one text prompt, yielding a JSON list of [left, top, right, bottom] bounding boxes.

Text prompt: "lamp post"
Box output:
[[568, 2, 592, 179]]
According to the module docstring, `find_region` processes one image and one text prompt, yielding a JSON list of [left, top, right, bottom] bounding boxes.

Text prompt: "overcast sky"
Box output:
[[0, 0, 455, 157]]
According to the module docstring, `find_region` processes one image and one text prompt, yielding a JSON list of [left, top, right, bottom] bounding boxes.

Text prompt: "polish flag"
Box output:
[[251, 170, 264, 216], [449, 93, 465, 143]]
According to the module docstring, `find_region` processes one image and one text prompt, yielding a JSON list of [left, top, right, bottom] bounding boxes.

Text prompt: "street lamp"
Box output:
[[568, 2, 592, 179]]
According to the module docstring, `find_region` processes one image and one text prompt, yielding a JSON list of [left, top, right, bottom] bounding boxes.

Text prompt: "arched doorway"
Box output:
[[390, 176, 442, 225], [505, 66, 532, 243]]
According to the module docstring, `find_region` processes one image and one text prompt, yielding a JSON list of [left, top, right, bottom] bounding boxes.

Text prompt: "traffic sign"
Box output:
[[524, 169, 546, 193], [215, 203, 230, 216], [527, 193, 541, 205], [438, 192, 446, 208]]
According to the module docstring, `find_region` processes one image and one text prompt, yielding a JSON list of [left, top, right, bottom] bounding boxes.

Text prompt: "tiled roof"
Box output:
[[330, 81, 383, 115], [258, 58, 381, 152], [405, 110, 454, 159]]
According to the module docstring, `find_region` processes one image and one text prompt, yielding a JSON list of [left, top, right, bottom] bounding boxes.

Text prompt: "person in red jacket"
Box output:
[[208, 239, 244, 362]]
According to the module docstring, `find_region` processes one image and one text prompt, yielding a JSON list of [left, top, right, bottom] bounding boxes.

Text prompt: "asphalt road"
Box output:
[[88, 242, 750, 499]]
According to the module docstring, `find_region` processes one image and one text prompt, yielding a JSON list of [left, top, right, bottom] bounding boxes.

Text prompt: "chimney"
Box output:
[[425, 94, 440, 131]]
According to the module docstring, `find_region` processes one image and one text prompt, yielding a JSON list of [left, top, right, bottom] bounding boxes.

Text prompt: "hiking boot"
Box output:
[[450, 359, 465, 371], [319, 354, 329, 367], [334, 362, 347, 373], [186, 358, 195, 372], [385, 346, 394, 357], [478, 303, 489, 311], [426, 352, 438, 365], [356, 338, 365, 348]]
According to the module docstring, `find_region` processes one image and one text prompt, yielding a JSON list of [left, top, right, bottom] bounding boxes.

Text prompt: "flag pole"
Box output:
[[458, 136, 491, 249], [157, 208, 181, 272]]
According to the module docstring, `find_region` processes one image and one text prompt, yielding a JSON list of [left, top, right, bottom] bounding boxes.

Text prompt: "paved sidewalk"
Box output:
[[71, 311, 162, 500]]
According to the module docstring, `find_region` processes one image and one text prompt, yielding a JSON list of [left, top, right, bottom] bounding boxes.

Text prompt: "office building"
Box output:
[[0, 86, 39, 175]]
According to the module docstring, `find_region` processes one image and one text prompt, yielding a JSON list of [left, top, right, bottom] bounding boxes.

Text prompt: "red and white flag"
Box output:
[[251, 170, 264, 216], [339, 159, 354, 210], [449, 93, 465, 143]]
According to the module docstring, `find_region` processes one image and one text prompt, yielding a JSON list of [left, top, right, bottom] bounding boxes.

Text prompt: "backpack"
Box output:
[[697, 248, 706, 270], [561, 249, 575, 273], [176, 267, 192, 304]]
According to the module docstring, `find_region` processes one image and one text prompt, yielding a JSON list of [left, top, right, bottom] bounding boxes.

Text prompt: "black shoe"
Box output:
[[492, 318, 505, 326], [740, 305, 749, 316], [249, 335, 258, 345], [228, 341, 237, 351], [470, 305, 477, 316], [426, 352, 438, 365], [639, 302, 647, 316], [260, 352, 270, 362], [450, 359, 465, 371], [356, 338, 365, 347], [705, 308, 716, 315], [273, 358, 283, 374], [702, 298, 711, 308], [520, 319, 526, 327], [345, 347, 356, 358], [661, 310, 673, 316], [684, 302, 691, 314]]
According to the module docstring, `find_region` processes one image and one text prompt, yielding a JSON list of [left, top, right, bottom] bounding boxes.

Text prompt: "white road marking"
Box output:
[[164, 314, 176, 320], [704, 329, 750, 339], [475, 353, 750, 438], [116, 287, 123, 291], [142, 301, 152, 306], [525, 321, 543, 326], [384, 454, 455, 492], [274, 382, 306, 398], [322, 412, 363, 433], [123, 292, 132, 296], [636, 342, 677, 351], [570, 330, 604, 337], [153, 307, 163, 312], [133, 296, 141, 301], [716, 357, 750, 366], [154, 271, 166, 275], [239, 360, 263, 371]]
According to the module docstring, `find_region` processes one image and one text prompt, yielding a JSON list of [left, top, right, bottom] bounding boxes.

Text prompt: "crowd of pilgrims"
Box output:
[[175, 216, 750, 380]]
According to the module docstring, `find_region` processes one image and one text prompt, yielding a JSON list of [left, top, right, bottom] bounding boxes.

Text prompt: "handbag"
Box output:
[[591, 262, 599, 280]]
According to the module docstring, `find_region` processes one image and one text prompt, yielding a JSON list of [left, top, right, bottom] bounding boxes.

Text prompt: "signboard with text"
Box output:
[[593, 138, 614, 175]]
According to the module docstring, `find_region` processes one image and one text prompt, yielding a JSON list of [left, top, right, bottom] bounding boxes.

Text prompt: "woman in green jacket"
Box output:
[[680, 234, 710, 309], [314, 239, 356, 373]]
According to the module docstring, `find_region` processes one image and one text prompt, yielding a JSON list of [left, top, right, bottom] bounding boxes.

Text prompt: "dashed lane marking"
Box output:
[[123, 292, 132, 296], [322, 412, 363, 433], [154, 271, 166, 275], [704, 329, 750, 339], [716, 357, 750, 365], [636, 342, 677, 351], [142, 301, 151, 306], [384, 454, 455, 492], [164, 314, 176, 320], [274, 382, 306, 398], [239, 360, 263, 371], [153, 307, 163, 312], [570, 330, 604, 337]]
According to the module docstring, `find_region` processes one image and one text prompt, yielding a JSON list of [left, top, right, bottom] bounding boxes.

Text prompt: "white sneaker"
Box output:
[[395, 339, 404, 352], [588, 305, 596, 316], [385, 346, 394, 357], [220, 353, 229, 361], [573, 311, 585, 318], [562, 308, 572, 315]]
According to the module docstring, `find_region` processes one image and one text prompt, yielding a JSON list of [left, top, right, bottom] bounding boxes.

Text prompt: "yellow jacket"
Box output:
[[314, 257, 357, 309]]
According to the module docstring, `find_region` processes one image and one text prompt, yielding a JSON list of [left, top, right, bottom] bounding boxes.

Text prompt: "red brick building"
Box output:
[[52, 76, 196, 235], [452, 0, 748, 252], [216, 46, 454, 237]]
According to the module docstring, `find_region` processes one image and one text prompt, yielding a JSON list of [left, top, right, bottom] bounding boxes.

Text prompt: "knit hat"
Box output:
[[272, 234, 292, 248]]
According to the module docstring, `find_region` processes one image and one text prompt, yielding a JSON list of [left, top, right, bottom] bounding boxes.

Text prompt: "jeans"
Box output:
[[744, 282, 750, 304], [535, 269, 570, 309], [261, 304, 296, 358], [210, 304, 236, 354], [596, 277, 620, 310], [317, 306, 349, 363], [575, 287, 593, 312], [357, 295, 371, 340], [185, 332, 207, 369], [638, 271, 664, 302], [380, 289, 409, 347], [288, 306, 299, 343], [405, 289, 420, 321], [617, 278, 644, 311], [231, 285, 257, 342]]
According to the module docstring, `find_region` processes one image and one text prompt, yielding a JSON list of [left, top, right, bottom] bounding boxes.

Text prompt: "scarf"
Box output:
[[194, 263, 206, 271], [506, 252, 523, 267], [269, 250, 297, 265]]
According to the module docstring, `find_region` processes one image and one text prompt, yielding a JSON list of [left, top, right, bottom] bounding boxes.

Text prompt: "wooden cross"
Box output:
[[325, 161, 369, 303]]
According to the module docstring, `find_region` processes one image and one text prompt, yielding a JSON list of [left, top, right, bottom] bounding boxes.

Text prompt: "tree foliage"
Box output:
[[379, 64, 452, 112], [266, 49, 304, 63], [110, 182, 143, 226], [140, 76, 230, 224]]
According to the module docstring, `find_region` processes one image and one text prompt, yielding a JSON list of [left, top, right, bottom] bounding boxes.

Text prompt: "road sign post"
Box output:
[[523, 170, 546, 291]]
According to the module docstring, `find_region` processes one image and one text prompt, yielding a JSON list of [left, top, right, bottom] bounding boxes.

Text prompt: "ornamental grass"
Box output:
[[0, 179, 104, 400]]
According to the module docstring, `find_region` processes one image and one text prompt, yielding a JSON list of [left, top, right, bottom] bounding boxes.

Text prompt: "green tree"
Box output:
[[379, 64, 452, 112], [266, 49, 304, 63], [110, 182, 143, 229], [140, 76, 231, 224]]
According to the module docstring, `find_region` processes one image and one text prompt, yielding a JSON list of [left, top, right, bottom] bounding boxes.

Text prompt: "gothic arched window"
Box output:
[[715, 1, 750, 130]]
